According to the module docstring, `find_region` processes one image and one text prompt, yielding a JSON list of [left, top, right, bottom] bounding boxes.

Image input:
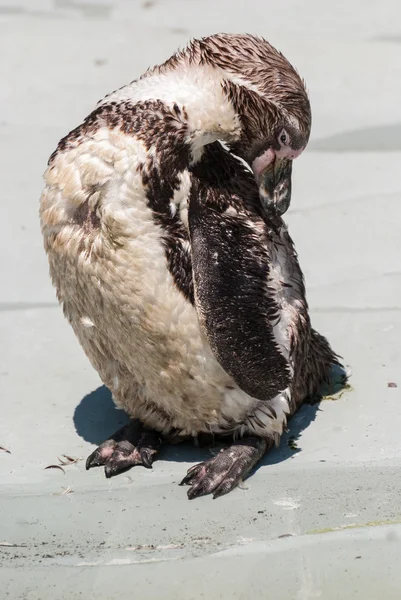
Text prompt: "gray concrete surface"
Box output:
[[1, 0, 401, 598]]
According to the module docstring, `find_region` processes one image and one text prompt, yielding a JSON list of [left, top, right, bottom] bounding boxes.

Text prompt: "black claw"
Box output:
[[104, 462, 129, 478], [104, 465, 114, 479], [98, 456, 128, 477], [179, 463, 204, 486], [187, 483, 207, 500], [140, 449, 153, 469], [212, 480, 235, 499], [179, 473, 194, 486], [86, 452, 101, 470]]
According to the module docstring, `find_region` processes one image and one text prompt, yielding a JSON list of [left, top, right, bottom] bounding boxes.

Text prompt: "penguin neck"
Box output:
[[102, 63, 244, 164]]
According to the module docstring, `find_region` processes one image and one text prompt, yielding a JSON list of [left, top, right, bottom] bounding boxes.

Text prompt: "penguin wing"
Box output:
[[188, 182, 291, 402]]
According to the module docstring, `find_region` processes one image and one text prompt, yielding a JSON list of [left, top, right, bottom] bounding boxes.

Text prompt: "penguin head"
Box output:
[[148, 33, 311, 214]]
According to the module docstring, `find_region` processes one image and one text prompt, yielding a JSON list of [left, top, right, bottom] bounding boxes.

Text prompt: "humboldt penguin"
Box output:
[[40, 33, 341, 499]]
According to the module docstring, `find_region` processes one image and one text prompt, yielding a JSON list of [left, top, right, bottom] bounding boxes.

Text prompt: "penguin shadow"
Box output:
[[73, 386, 212, 464], [73, 363, 349, 467], [73, 386, 130, 445]]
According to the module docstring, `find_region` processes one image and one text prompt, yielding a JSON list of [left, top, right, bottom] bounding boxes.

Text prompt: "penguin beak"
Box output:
[[258, 158, 292, 215]]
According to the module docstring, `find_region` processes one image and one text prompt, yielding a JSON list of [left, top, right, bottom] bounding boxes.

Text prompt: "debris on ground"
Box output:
[[44, 465, 65, 474], [52, 486, 73, 496], [45, 454, 82, 472]]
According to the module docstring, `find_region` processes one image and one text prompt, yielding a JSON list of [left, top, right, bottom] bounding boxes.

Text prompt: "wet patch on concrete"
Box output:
[[371, 35, 401, 43], [54, 0, 113, 19], [0, 5, 25, 14], [142, 0, 157, 8], [308, 518, 401, 536], [309, 124, 401, 152], [170, 27, 189, 34]]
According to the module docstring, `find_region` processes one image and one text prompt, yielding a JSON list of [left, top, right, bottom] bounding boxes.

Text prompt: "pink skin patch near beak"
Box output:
[[252, 147, 304, 183], [251, 148, 275, 184]]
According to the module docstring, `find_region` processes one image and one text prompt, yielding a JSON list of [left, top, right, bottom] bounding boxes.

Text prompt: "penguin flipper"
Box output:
[[188, 186, 291, 402]]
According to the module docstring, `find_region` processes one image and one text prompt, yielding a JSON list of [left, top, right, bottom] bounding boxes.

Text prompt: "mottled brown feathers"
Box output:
[[48, 99, 195, 300], [49, 100, 189, 166], [41, 33, 341, 445], [151, 33, 311, 148]]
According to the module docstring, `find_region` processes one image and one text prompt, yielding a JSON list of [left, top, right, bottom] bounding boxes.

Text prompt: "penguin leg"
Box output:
[[180, 436, 270, 499], [86, 420, 162, 478]]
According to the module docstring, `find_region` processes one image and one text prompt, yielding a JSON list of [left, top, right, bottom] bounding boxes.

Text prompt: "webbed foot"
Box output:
[[86, 420, 162, 478], [180, 437, 269, 499]]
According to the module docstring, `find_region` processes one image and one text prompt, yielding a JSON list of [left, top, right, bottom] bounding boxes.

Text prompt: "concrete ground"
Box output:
[[1, 0, 401, 598]]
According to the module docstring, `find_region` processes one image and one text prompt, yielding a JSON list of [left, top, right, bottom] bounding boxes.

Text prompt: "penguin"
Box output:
[[40, 33, 342, 499]]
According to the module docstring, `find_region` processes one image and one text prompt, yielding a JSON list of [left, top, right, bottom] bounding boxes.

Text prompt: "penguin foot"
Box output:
[[86, 420, 162, 478], [180, 436, 269, 499]]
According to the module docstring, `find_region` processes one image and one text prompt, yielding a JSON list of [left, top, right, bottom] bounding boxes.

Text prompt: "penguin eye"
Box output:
[[280, 131, 288, 145]]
